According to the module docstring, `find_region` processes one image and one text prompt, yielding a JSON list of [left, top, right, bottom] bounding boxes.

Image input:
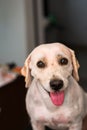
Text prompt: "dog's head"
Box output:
[[21, 43, 79, 94]]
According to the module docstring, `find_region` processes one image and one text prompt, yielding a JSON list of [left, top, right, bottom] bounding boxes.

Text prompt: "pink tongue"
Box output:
[[50, 91, 64, 106]]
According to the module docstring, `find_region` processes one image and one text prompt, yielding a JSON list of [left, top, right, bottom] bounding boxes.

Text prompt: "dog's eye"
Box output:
[[59, 58, 68, 65], [37, 61, 46, 68]]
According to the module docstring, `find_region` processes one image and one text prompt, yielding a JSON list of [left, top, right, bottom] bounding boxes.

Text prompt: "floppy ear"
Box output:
[[21, 55, 31, 88], [70, 49, 80, 81]]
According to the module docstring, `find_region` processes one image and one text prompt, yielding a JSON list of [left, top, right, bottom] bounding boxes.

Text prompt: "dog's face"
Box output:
[[29, 44, 73, 92], [21, 43, 80, 105]]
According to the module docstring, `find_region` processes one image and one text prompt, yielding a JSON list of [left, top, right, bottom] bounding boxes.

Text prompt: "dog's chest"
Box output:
[[33, 105, 72, 128]]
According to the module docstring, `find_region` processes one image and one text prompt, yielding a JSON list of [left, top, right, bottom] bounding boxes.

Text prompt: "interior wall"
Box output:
[[0, 0, 35, 66], [49, 0, 87, 45], [65, 0, 87, 45]]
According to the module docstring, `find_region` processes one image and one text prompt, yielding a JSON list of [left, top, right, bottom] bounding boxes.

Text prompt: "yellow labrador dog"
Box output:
[[21, 43, 87, 130]]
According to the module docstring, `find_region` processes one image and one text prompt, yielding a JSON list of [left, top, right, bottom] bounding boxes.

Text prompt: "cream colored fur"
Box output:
[[21, 43, 87, 130]]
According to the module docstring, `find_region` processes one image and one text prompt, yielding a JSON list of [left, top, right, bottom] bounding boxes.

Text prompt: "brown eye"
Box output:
[[37, 61, 46, 68], [59, 58, 68, 65]]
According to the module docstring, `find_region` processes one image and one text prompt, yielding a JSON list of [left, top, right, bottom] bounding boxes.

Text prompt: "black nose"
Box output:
[[50, 79, 63, 91]]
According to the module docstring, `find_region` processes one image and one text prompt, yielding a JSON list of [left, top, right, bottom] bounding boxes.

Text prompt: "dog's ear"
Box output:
[[21, 55, 31, 88], [70, 49, 80, 81]]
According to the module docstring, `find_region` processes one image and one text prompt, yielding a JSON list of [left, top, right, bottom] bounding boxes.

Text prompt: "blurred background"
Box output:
[[0, 0, 87, 130], [0, 0, 87, 88]]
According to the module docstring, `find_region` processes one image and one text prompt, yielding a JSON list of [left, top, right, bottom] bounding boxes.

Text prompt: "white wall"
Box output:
[[0, 0, 35, 66]]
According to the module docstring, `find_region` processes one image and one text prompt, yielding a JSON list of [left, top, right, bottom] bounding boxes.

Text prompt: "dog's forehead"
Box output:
[[31, 43, 71, 59]]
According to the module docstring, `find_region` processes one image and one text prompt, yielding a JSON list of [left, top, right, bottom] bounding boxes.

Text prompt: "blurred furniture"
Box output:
[[0, 76, 29, 130]]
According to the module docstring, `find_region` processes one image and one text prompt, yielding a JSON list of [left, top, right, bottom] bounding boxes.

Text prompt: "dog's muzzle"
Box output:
[[39, 79, 65, 106], [50, 79, 64, 91], [49, 79, 65, 106]]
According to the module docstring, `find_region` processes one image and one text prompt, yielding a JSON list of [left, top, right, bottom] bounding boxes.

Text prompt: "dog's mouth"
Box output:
[[43, 87, 64, 106], [50, 91, 64, 106]]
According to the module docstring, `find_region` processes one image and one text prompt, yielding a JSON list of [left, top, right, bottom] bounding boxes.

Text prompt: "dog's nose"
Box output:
[[50, 79, 63, 91]]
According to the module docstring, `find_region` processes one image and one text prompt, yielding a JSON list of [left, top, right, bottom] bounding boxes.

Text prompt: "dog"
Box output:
[[21, 43, 87, 130]]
